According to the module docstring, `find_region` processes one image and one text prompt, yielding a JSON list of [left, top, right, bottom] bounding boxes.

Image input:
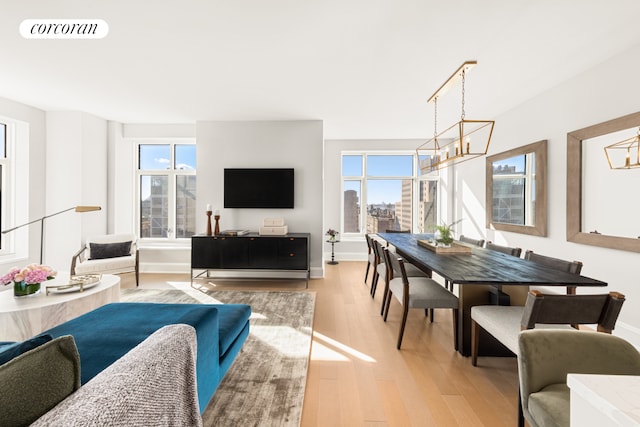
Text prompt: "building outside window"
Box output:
[[342, 152, 439, 236], [491, 153, 534, 226], [137, 143, 196, 239]]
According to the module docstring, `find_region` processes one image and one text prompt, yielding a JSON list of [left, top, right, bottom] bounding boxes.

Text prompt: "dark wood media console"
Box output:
[[191, 233, 310, 285]]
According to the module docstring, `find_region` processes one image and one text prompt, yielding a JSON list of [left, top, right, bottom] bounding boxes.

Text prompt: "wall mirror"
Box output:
[[567, 111, 640, 252], [486, 140, 547, 236]]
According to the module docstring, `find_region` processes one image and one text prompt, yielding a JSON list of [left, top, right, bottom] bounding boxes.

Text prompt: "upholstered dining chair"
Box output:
[[471, 290, 626, 366], [364, 234, 376, 285], [371, 239, 427, 302], [518, 329, 640, 427], [524, 250, 582, 294], [458, 235, 485, 247], [485, 241, 522, 257], [382, 247, 459, 350], [474, 290, 625, 427]]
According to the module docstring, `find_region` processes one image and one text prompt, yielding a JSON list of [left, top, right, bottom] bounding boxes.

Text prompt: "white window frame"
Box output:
[[135, 140, 196, 242], [340, 150, 440, 237], [0, 116, 29, 261]]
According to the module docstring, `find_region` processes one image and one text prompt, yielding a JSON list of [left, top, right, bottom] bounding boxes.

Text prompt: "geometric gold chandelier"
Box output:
[[417, 60, 495, 174], [604, 127, 640, 169]]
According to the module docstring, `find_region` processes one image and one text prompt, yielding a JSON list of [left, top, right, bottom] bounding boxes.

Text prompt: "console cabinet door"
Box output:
[[248, 237, 278, 268], [218, 237, 249, 268], [192, 237, 221, 268], [277, 237, 308, 270]]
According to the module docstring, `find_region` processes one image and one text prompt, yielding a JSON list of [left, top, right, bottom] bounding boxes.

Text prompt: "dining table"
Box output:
[[377, 233, 608, 356]]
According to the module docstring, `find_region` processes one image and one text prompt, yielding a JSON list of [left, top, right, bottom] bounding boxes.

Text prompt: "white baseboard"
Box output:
[[324, 251, 368, 262], [140, 262, 190, 274]]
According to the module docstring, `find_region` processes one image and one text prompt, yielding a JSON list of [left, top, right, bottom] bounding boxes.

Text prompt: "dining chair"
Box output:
[[473, 290, 625, 427], [524, 250, 582, 294], [458, 235, 485, 247], [371, 239, 427, 301], [364, 234, 376, 285], [518, 329, 640, 427], [384, 229, 411, 233], [484, 241, 522, 257], [471, 289, 626, 365], [382, 247, 459, 350]]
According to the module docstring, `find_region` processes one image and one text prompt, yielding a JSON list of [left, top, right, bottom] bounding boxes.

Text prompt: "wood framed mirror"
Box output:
[[567, 111, 640, 253], [486, 140, 547, 236]]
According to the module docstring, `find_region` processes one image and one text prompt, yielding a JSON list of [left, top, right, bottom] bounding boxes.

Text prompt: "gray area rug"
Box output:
[[120, 287, 315, 427]]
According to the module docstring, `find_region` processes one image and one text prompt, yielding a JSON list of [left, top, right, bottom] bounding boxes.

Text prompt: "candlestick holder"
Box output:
[[214, 214, 220, 236], [206, 211, 213, 236]]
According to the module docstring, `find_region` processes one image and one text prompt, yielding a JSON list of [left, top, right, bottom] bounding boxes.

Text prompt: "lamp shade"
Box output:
[[74, 206, 102, 213]]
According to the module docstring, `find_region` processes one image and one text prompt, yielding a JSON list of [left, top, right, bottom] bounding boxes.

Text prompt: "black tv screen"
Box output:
[[224, 168, 294, 208]]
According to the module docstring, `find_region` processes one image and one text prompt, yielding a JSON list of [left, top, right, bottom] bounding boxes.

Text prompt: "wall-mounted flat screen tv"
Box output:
[[224, 168, 294, 208]]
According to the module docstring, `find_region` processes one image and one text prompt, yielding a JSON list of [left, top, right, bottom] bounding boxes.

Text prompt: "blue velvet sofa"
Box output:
[[41, 302, 251, 412]]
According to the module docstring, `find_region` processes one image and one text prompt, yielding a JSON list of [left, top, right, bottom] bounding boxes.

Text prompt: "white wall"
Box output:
[[196, 120, 324, 278], [453, 43, 640, 345], [45, 112, 107, 272], [0, 97, 46, 270]]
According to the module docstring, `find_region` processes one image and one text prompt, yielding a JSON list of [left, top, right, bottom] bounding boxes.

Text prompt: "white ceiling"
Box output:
[[1, 1, 639, 139]]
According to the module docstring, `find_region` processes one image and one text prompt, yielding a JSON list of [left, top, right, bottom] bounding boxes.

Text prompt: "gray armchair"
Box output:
[[518, 329, 640, 427]]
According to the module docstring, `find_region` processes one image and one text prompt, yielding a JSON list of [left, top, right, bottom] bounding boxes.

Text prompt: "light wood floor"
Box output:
[[121, 262, 520, 427]]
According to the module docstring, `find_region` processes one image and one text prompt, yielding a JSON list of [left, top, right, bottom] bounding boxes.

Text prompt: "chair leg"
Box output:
[[135, 254, 139, 287], [364, 263, 371, 284], [370, 271, 379, 297], [471, 319, 480, 366], [518, 389, 525, 427], [383, 291, 393, 321], [430, 308, 434, 323], [397, 304, 409, 349], [380, 284, 390, 316]]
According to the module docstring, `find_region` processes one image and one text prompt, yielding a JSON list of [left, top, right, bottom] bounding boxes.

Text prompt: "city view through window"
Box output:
[[138, 144, 196, 239], [342, 154, 438, 235]]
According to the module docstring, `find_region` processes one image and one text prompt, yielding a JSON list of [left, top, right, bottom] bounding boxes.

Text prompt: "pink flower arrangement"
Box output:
[[1, 264, 57, 285]]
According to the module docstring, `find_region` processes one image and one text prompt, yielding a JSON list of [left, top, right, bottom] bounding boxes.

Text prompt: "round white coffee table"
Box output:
[[0, 273, 120, 341]]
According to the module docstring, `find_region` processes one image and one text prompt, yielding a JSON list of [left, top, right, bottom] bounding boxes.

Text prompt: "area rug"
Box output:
[[120, 286, 316, 427]]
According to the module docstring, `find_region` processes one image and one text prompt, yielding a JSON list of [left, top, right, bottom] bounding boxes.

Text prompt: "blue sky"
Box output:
[[342, 154, 415, 204], [139, 144, 196, 199]]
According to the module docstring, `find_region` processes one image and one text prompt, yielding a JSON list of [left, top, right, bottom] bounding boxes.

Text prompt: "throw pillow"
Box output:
[[0, 334, 52, 366], [89, 241, 132, 260], [0, 335, 81, 426]]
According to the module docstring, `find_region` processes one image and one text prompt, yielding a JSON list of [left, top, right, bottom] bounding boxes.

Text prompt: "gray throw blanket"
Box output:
[[32, 324, 203, 426]]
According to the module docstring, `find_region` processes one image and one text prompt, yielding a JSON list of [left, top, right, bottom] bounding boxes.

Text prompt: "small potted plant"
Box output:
[[434, 219, 462, 247]]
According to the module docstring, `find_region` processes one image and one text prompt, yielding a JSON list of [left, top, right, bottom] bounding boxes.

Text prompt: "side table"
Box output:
[[326, 239, 339, 265]]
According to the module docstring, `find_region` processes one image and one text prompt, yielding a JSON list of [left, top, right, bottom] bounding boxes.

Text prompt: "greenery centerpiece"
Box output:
[[434, 219, 463, 247], [1, 264, 57, 297]]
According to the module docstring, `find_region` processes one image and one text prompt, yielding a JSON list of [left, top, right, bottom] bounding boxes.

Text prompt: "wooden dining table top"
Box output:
[[377, 233, 608, 288]]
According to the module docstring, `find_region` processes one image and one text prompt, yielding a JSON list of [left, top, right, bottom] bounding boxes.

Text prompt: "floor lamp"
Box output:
[[1, 205, 101, 264]]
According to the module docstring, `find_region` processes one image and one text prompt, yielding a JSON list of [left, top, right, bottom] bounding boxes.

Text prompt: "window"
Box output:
[[137, 142, 196, 239], [341, 152, 439, 236]]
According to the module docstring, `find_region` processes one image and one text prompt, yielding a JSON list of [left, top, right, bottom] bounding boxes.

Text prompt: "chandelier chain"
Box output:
[[434, 97, 438, 138]]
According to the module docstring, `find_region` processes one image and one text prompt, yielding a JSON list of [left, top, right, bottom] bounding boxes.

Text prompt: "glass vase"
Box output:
[[14, 281, 41, 297]]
